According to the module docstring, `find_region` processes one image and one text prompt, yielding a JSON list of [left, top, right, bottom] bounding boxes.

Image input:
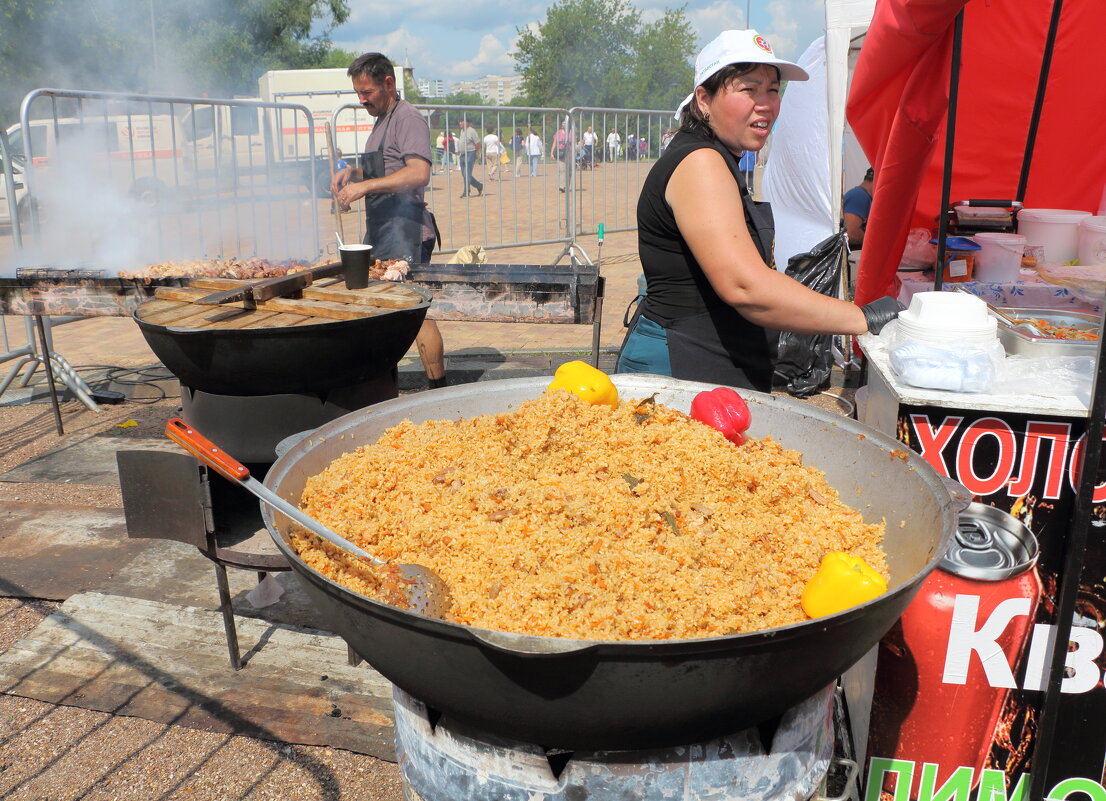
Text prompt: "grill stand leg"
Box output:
[[214, 563, 242, 671], [35, 315, 65, 436]]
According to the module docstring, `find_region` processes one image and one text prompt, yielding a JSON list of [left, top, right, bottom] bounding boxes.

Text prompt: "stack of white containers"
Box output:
[[895, 291, 998, 347], [890, 292, 1002, 393]]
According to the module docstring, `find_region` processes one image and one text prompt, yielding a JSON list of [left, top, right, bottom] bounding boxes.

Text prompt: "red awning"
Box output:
[[849, 0, 1106, 306]]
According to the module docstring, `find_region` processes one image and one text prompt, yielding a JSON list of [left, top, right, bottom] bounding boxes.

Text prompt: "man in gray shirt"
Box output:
[[456, 118, 483, 198], [331, 52, 446, 388]]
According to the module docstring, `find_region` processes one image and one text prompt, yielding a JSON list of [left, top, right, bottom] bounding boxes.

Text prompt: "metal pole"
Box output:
[[0, 128, 21, 250], [149, 0, 158, 72], [35, 315, 65, 436], [1027, 286, 1106, 801], [1016, 0, 1064, 202], [933, 10, 965, 293]]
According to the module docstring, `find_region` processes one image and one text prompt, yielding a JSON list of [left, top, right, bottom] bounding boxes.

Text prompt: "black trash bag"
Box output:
[[774, 231, 847, 398]]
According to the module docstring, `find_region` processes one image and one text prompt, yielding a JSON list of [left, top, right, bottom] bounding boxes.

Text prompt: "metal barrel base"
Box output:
[[180, 372, 398, 463], [394, 684, 834, 801]]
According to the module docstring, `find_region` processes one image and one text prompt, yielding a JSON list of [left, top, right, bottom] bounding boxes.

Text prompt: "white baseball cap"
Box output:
[[675, 29, 809, 119]]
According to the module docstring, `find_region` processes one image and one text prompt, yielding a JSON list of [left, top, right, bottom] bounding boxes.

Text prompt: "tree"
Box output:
[[623, 8, 696, 111], [317, 48, 359, 70], [514, 0, 640, 109], [403, 74, 422, 103], [512, 0, 696, 111], [0, 0, 350, 124], [421, 91, 486, 107]]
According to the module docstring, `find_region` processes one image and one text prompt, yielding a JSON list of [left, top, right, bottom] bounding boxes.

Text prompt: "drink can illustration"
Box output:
[[867, 503, 1041, 796]]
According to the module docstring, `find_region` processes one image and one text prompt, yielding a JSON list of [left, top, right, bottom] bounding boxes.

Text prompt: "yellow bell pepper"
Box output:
[[547, 360, 619, 408], [801, 552, 888, 618]]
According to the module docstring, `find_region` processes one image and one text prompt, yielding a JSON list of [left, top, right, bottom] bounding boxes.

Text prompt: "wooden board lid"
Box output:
[[136, 277, 426, 329]]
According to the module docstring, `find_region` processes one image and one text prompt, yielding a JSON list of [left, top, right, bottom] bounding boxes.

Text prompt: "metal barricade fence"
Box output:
[[331, 103, 576, 258], [10, 88, 322, 265], [0, 127, 22, 250], [565, 107, 677, 247], [2, 91, 676, 268]]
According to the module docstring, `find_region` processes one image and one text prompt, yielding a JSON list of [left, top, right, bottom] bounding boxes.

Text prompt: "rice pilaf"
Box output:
[[292, 391, 886, 640]]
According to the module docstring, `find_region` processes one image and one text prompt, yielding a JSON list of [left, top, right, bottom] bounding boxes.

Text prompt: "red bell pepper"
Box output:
[[690, 387, 751, 445]]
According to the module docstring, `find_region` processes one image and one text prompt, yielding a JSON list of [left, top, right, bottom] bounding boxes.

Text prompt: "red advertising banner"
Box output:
[[864, 406, 1106, 801]]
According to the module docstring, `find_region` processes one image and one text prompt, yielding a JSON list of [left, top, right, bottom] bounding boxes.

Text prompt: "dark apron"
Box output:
[[640, 148, 780, 392], [361, 106, 439, 261]]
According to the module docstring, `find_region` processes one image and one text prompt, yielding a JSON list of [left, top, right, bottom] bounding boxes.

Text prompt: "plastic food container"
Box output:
[[930, 236, 981, 283], [1078, 216, 1106, 265], [973, 232, 1027, 282], [896, 290, 998, 347], [995, 307, 1101, 357], [1017, 208, 1091, 263]]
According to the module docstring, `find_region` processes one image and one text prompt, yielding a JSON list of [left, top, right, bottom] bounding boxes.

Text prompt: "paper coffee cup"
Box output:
[[339, 244, 373, 289]]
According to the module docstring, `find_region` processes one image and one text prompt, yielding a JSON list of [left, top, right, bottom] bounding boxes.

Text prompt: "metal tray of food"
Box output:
[[996, 307, 1101, 356]]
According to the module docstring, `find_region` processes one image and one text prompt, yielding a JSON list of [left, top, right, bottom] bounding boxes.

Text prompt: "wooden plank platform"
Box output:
[[141, 280, 426, 328]]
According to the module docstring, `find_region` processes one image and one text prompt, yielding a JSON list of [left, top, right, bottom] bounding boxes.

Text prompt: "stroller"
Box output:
[[575, 143, 593, 171]]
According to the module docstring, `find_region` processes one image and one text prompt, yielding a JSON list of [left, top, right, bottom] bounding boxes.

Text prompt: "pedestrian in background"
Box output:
[[660, 127, 676, 153], [606, 127, 620, 162], [456, 118, 483, 197], [511, 127, 525, 177], [525, 127, 543, 176], [582, 125, 598, 168], [552, 120, 569, 192], [843, 167, 875, 248], [483, 125, 504, 180], [434, 132, 445, 174]]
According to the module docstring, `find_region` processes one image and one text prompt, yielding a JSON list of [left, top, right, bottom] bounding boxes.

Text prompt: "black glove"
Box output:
[[860, 295, 900, 335]]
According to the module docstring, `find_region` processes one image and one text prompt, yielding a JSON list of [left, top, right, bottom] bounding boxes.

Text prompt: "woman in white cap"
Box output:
[[616, 29, 898, 391]]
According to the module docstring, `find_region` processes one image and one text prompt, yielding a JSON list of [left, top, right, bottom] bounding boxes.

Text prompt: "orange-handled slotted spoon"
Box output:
[[164, 417, 452, 619]]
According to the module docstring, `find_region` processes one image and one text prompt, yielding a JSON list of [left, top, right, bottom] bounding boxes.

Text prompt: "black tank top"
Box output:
[[636, 131, 777, 389], [638, 131, 773, 319]]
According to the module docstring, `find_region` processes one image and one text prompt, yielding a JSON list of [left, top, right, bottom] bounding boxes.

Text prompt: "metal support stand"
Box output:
[[212, 566, 271, 672], [214, 563, 243, 671], [590, 276, 606, 368], [549, 239, 595, 268], [0, 317, 102, 434], [35, 316, 66, 435]]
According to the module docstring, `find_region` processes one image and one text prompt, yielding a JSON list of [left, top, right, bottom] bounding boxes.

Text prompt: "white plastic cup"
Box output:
[[1078, 216, 1106, 265], [973, 232, 1027, 282], [1017, 208, 1092, 263]]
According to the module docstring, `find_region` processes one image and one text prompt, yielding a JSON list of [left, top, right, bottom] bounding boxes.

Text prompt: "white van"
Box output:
[[5, 115, 184, 206], [0, 158, 29, 227]]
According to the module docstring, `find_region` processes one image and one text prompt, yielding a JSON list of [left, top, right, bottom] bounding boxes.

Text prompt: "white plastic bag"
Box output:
[[993, 355, 1093, 398], [901, 228, 938, 269], [890, 340, 1000, 393], [245, 573, 285, 608]]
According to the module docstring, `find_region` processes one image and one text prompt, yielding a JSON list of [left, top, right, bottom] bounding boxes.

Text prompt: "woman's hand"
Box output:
[[859, 296, 900, 334]]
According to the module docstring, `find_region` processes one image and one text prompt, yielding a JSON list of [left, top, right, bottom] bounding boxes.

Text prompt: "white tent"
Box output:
[[762, 0, 875, 267], [826, 0, 877, 208], [762, 37, 833, 269]]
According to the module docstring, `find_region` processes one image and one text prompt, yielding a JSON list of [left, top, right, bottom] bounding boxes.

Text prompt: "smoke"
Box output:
[[3, 98, 328, 276], [1, 0, 342, 275], [16, 132, 167, 272]]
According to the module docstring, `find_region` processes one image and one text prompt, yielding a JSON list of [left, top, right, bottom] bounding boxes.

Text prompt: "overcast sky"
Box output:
[[329, 0, 826, 87]]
